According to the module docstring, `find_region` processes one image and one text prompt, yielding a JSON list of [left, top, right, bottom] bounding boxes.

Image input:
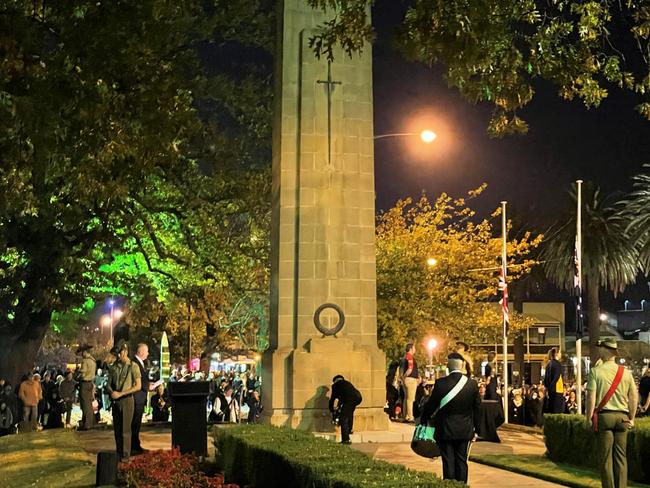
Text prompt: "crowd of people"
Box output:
[[0, 343, 263, 443], [384, 342, 650, 429]]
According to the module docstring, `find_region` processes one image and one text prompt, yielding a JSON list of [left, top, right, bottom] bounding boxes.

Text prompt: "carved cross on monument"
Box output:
[[316, 61, 341, 167]]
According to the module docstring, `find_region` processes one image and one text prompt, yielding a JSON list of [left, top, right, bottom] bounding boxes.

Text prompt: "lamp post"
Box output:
[[374, 130, 437, 143], [101, 299, 122, 346]]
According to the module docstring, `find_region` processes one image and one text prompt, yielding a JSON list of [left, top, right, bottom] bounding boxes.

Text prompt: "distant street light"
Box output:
[[427, 338, 438, 367], [374, 130, 437, 143], [599, 313, 608, 321], [426, 257, 438, 267]]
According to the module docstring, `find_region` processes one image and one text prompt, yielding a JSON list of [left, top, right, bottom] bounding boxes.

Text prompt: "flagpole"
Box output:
[[501, 201, 509, 424], [576, 180, 583, 415]]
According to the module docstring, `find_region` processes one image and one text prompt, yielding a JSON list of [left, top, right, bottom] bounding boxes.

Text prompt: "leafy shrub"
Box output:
[[214, 424, 465, 488], [544, 414, 650, 483], [119, 448, 238, 488]]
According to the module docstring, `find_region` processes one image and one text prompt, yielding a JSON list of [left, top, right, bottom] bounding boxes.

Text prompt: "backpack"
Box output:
[[353, 387, 363, 406]]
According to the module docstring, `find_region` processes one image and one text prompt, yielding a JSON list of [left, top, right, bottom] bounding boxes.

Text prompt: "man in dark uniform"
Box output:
[[107, 341, 141, 461], [329, 375, 362, 444], [420, 353, 481, 483]]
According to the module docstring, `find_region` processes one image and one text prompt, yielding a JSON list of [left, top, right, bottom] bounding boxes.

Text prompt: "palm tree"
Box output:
[[542, 183, 639, 362], [622, 165, 650, 272]]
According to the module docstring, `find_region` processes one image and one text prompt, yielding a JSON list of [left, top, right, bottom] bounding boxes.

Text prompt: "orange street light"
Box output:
[[420, 130, 437, 143], [426, 257, 438, 267], [374, 130, 437, 143]]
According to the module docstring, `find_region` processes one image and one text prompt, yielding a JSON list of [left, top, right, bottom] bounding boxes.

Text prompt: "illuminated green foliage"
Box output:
[[0, 0, 273, 381]]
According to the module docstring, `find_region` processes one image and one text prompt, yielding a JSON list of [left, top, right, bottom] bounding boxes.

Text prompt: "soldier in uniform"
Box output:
[[107, 341, 141, 461], [76, 344, 96, 430], [586, 338, 638, 488]]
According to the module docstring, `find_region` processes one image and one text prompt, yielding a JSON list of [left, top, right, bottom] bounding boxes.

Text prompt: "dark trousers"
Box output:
[[340, 406, 356, 442], [79, 382, 94, 429], [438, 439, 470, 483], [131, 401, 145, 451], [64, 401, 73, 425], [113, 396, 134, 460]]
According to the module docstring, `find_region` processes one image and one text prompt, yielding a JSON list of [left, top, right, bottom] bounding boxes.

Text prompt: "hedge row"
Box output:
[[544, 414, 650, 483], [213, 424, 464, 488]]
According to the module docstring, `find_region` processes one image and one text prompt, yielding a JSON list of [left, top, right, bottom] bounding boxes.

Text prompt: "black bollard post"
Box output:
[[95, 451, 118, 486]]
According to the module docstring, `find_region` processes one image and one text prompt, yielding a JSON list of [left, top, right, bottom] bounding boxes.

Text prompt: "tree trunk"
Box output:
[[0, 310, 51, 386], [586, 280, 600, 364]]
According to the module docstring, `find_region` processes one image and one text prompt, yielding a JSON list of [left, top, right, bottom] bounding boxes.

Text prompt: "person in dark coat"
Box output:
[[150, 384, 170, 422], [483, 352, 498, 400], [543, 348, 565, 413], [385, 361, 400, 420], [329, 375, 362, 444], [420, 353, 481, 484], [508, 388, 525, 424], [44, 389, 65, 429], [59, 371, 77, 427], [208, 381, 228, 422], [132, 343, 157, 454]]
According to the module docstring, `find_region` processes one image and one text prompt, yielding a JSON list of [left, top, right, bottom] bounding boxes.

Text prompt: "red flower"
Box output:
[[119, 448, 238, 488]]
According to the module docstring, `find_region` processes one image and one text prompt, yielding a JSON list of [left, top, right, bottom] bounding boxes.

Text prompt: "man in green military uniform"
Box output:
[[586, 338, 638, 488], [107, 341, 141, 461], [76, 344, 97, 430]]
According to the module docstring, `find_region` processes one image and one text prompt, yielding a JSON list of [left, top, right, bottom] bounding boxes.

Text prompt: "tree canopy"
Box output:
[[0, 0, 273, 383], [308, 0, 650, 135], [375, 188, 541, 360]]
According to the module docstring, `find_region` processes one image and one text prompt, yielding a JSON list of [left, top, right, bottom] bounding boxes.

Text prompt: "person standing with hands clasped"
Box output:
[[419, 352, 481, 484], [107, 341, 141, 461], [586, 338, 638, 488]]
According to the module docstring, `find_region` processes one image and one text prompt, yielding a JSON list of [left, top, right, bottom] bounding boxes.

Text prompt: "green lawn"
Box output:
[[0, 430, 96, 488], [470, 454, 650, 488]]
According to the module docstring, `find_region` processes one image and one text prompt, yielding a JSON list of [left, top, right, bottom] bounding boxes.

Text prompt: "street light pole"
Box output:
[[374, 130, 437, 143]]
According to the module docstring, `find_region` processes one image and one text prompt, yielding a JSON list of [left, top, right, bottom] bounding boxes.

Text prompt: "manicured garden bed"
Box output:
[[544, 414, 650, 484], [213, 424, 465, 488]]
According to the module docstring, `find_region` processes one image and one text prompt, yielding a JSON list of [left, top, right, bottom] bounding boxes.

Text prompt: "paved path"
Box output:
[[350, 422, 563, 487], [76, 424, 215, 458]]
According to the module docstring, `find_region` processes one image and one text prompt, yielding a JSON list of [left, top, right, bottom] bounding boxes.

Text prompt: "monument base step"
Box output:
[[262, 406, 390, 432], [313, 429, 410, 444]]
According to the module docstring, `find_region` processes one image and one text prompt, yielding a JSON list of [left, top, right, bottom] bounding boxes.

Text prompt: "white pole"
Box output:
[[501, 201, 509, 424], [576, 180, 583, 415]]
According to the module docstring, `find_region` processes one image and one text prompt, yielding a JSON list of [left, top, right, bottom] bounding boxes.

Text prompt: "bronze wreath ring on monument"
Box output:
[[313, 302, 345, 336]]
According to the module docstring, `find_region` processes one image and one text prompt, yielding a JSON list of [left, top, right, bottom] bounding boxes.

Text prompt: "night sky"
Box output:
[[372, 2, 650, 224], [370, 1, 650, 310]]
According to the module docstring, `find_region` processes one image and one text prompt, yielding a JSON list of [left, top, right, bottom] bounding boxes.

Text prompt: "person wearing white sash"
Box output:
[[419, 352, 481, 483]]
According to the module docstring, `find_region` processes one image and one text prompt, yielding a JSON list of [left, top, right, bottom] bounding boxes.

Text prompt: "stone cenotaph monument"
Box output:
[[262, 0, 389, 431]]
